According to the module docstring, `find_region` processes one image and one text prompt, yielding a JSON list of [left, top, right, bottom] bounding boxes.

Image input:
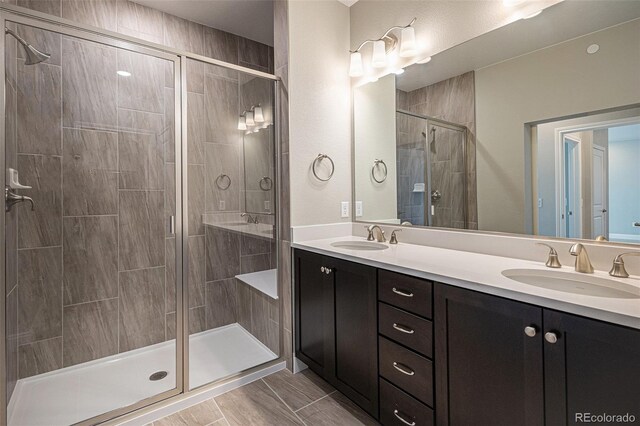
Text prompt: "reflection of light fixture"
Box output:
[[117, 70, 131, 77], [417, 56, 432, 64], [349, 17, 418, 76], [237, 114, 247, 130], [523, 9, 542, 19], [349, 52, 364, 77], [245, 111, 255, 126], [399, 26, 417, 57], [253, 105, 264, 123]]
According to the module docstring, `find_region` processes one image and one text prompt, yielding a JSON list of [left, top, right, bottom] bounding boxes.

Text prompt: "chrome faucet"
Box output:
[[241, 213, 258, 224], [569, 243, 594, 273], [609, 252, 640, 278], [366, 225, 386, 242]]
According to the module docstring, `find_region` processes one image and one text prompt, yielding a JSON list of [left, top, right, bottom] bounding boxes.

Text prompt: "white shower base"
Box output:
[[8, 323, 277, 426]]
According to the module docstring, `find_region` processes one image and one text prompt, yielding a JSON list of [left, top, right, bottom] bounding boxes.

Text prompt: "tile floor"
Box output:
[[152, 369, 380, 425]]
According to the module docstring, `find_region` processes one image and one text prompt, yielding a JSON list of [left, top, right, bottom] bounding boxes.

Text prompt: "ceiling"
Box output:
[[134, 0, 274, 46], [397, 1, 640, 91]]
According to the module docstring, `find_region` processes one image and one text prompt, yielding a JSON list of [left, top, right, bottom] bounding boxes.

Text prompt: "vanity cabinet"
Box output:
[[435, 284, 640, 426], [294, 250, 379, 417]]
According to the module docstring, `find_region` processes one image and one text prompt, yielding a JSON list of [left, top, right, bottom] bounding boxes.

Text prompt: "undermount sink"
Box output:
[[502, 269, 640, 299], [330, 241, 389, 251]]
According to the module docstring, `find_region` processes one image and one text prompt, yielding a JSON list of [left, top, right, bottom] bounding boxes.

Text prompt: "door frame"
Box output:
[[557, 134, 582, 238], [0, 4, 281, 426], [553, 116, 640, 238], [591, 144, 608, 239]]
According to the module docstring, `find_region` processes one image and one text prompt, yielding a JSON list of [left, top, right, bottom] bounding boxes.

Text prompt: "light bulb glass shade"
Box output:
[[417, 55, 432, 64], [253, 105, 265, 122], [394, 68, 405, 75], [245, 111, 255, 126], [371, 40, 387, 68], [237, 115, 247, 130], [399, 27, 417, 57], [349, 51, 364, 77]]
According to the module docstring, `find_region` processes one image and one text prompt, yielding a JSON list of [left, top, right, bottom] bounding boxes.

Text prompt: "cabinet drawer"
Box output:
[[379, 337, 433, 406], [378, 270, 432, 318], [379, 303, 432, 358], [380, 378, 434, 426]]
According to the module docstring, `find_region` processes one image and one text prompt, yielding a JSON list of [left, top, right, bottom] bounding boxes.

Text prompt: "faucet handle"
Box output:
[[609, 252, 640, 278], [390, 229, 402, 245], [365, 225, 375, 241], [536, 243, 562, 268]]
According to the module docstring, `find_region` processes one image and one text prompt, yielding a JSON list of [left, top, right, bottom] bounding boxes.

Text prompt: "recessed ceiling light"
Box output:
[[117, 70, 131, 77], [586, 44, 600, 54], [394, 68, 405, 75]]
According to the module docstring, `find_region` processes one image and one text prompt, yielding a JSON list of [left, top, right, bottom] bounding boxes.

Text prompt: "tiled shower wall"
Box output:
[[3, 0, 274, 402], [397, 71, 478, 229], [396, 112, 426, 225]]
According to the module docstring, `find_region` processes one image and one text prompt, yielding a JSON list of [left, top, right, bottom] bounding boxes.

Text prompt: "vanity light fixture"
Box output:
[[416, 55, 432, 64], [349, 18, 418, 76], [237, 114, 247, 130], [394, 68, 405, 75], [503, 0, 525, 6], [245, 110, 255, 126], [523, 9, 543, 19], [253, 105, 264, 123]]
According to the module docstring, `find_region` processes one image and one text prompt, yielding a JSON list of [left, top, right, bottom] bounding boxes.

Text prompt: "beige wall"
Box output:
[[288, 0, 351, 226], [475, 18, 640, 234], [353, 74, 397, 222]]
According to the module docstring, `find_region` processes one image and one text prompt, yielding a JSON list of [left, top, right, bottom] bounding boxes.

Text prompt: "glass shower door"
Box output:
[[4, 18, 181, 425]]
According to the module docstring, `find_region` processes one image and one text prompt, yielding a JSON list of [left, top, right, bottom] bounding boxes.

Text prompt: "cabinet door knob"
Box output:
[[393, 410, 416, 426], [393, 323, 415, 334], [320, 266, 325, 273], [393, 361, 415, 376], [524, 326, 537, 337], [545, 331, 559, 344], [325, 268, 332, 274]]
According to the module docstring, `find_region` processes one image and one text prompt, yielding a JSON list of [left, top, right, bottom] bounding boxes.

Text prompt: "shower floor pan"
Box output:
[[8, 323, 277, 426]]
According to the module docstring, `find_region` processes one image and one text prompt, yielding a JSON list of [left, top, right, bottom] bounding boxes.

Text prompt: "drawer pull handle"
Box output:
[[393, 361, 415, 376], [393, 323, 415, 334], [392, 287, 414, 297], [394, 409, 416, 426]]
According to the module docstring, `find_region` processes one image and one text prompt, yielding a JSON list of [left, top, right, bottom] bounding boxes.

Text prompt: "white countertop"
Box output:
[[292, 236, 640, 329]]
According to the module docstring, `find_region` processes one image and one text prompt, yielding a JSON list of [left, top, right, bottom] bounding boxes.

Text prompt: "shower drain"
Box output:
[[149, 371, 168, 381]]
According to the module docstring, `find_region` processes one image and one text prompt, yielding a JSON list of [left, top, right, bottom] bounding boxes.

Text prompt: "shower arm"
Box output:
[[5, 27, 30, 49]]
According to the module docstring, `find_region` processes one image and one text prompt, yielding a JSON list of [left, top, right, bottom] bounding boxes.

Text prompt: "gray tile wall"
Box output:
[[4, 0, 275, 391], [398, 71, 478, 229]]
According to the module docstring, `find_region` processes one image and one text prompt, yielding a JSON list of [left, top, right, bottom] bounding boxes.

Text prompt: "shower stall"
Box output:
[[1, 6, 281, 426], [396, 111, 468, 228]]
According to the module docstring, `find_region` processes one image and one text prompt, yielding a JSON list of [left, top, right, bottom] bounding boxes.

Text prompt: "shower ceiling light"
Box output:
[[245, 111, 255, 126], [399, 27, 417, 57], [237, 114, 247, 130], [117, 70, 131, 77], [253, 105, 264, 123]]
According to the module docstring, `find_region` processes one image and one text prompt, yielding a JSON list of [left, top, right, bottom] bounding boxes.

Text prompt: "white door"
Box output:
[[563, 137, 581, 238], [592, 145, 608, 238]]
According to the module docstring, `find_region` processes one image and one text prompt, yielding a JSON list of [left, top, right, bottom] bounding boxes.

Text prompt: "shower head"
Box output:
[[5, 28, 50, 65]]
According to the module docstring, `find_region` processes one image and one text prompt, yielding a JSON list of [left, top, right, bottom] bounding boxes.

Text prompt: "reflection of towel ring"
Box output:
[[372, 159, 387, 183], [312, 154, 334, 182], [215, 174, 231, 190], [259, 176, 273, 191]]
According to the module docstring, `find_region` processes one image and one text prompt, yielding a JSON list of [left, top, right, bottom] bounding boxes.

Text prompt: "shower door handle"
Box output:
[[168, 216, 175, 235]]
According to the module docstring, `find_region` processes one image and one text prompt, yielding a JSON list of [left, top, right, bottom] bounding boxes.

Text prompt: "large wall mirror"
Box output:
[[353, 0, 640, 244]]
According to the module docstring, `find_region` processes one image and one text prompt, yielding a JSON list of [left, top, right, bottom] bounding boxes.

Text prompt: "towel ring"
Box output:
[[312, 154, 334, 182], [372, 159, 387, 183], [215, 174, 231, 190], [259, 176, 273, 191]]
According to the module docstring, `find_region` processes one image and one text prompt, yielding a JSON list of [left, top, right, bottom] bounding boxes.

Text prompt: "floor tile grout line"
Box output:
[[211, 396, 229, 425], [293, 390, 337, 414], [261, 378, 308, 426]]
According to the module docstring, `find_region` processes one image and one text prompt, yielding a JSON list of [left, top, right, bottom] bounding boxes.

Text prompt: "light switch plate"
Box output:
[[341, 201, 349, 218], [356, 201, 363, 217]]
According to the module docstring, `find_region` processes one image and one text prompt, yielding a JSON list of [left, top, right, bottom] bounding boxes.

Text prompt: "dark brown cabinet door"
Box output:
[[435, 285, 544, 426], [544, 310, 640, 425], [294, 250, 333, 375], [331, 256, 378, 417]]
